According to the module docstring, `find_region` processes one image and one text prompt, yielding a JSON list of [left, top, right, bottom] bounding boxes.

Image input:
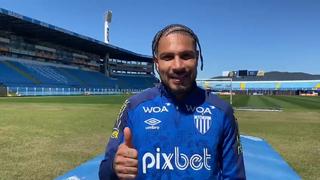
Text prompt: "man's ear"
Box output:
[[196, 50, 199, 60], [153, 57, 158, 63], [154, 58, 159, 73]]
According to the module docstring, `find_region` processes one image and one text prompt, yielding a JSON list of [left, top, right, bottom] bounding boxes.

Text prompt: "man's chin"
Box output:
[[168, 84, 191, 95]]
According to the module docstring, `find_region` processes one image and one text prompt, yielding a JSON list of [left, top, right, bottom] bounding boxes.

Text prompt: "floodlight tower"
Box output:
[[104, 10, 112, 43]]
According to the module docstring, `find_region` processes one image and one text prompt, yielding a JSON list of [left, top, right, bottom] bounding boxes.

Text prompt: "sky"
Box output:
[[1, 0, 319, 78]]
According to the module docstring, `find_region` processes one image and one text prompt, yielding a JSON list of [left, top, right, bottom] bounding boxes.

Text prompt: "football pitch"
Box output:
[[0, 95, 319, 179]]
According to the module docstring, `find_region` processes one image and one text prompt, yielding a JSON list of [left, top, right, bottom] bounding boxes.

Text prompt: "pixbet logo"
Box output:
[[142, 147, 211, 174]]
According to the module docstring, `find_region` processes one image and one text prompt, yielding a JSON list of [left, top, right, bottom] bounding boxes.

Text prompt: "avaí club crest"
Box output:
[[194, 115, 212, 134]]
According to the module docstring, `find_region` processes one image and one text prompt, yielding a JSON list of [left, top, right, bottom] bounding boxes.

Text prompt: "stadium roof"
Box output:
[[0, 8, 152, 62]]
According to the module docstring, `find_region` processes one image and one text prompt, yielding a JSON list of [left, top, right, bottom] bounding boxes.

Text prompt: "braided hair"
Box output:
[[152, 24, 204, 70]]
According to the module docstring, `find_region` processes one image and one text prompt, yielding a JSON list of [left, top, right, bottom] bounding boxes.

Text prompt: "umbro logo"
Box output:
[[144, 118, 161, 130]]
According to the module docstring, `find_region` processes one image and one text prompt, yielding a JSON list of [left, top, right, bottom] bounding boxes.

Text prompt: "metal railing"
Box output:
[[6, 86, 143, 96]]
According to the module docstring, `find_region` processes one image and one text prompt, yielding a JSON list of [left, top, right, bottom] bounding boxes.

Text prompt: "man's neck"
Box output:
[[159, 82, 197, 103], [172, 85, 196, 102], [174, 93, 187, 101]]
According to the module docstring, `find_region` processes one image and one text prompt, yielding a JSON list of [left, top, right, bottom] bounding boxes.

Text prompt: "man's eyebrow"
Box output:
[[179, 50, 196, 54], [159, 50, 195, 55], [157, 52, 173, 59], [158, 52, 174, 56]]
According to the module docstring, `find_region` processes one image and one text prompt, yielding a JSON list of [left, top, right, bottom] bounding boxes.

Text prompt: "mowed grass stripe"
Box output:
[[221, 95, 281, 109], [233, 95, 250, 107], [268, 96, 320, 110], [261, 96, 303, 110], [0, 95, 129, 104], [221, 95, 250, 107], [257, 96, 282, 109], [245, 95, 277, 108], [287, 95, 320, 105]]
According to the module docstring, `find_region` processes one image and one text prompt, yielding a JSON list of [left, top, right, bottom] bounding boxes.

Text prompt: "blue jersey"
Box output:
[[99, 83, 246, 179]]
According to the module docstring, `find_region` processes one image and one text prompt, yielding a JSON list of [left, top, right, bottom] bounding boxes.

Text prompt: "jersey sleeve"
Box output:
[[99, 100, 130, 180], [222, 109, 246, 179]]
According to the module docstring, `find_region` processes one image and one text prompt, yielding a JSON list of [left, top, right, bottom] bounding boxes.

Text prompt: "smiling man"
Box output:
[[154, 29, 198, 100], [99, 24, 246, 179]]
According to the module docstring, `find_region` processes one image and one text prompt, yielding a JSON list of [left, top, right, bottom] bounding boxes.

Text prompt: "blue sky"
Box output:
[[1, 0, 319, 78]]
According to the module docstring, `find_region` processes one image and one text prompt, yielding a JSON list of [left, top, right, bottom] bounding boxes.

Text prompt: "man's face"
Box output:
[[154, 33, 198, 96]]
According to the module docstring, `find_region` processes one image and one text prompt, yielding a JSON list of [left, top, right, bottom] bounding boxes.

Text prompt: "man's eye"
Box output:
[[181, 53, 195, 60], [160, 55, 174, 61]]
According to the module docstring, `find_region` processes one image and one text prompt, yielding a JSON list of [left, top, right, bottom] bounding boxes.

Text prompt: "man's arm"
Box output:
[[99, 100, 130, 180], [222, 111, 246, 179]]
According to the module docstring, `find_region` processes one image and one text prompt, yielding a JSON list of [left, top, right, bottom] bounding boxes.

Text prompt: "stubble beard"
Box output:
[[159, 71, 197, 98]]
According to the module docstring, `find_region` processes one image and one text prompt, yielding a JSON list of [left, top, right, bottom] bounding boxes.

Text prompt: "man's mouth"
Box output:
[[170, 74, 187, 84]]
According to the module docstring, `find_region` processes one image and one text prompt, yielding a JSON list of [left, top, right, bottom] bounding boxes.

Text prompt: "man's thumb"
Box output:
[[124, 127, 133, 147]]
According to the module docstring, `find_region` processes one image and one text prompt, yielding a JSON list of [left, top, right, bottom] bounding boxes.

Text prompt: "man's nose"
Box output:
[[172, 56, 184, 71]]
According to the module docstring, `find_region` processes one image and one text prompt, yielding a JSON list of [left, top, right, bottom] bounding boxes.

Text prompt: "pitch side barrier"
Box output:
[[4, 86, 143, 96]]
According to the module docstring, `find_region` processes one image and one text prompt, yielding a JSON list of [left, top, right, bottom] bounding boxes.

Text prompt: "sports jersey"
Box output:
[[99, 83, 246, 179]]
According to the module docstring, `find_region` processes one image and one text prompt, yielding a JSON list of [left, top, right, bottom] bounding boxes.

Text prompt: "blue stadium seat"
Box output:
[[0, 59, 158, 93]]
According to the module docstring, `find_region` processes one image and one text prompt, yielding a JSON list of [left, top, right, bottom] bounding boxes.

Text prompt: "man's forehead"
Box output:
[[163, 28, 194, 37], [158, 33, 196, 51], [158, 33, 196, 47], [162, 29, 195, 41]]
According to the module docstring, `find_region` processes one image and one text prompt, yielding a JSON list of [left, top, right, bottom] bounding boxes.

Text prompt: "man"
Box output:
[[99, 24, 246, 179]]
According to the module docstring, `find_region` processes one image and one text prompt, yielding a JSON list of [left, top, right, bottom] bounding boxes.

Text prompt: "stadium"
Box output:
[[0, 8, 158, 97], [0, 7, 319, 98], [0, 8, 319, 180]]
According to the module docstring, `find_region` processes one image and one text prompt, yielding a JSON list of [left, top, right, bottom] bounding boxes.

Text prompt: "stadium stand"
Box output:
[[204, 71, 320, 96], [0, 60, 34, 86], [113, 74, 158, 89], [0, 59, 116, 88], [0, 8, 158, 96]]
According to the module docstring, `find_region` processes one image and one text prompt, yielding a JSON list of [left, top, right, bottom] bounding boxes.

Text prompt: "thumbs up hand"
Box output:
[[124, 127, 134, 148], [114, 127, 138, 179]]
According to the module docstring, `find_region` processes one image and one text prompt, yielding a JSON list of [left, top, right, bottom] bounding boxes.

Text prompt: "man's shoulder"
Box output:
[[205, 91, 234, 117], [127, 86, 160, 109]]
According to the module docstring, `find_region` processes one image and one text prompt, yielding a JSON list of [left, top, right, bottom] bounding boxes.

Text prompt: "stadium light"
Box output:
[[104, 10, 112, 44]]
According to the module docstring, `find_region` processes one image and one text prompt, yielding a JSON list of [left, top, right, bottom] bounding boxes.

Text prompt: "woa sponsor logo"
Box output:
[[143, 106, 169, 113], [185, 105, 214, 115], [142, 147, 211, 174]]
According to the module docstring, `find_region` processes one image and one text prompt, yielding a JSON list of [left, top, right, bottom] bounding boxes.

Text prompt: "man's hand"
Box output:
[[114, 127, 138, 179]]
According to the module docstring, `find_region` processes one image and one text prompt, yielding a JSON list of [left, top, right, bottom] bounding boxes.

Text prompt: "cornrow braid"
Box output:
[[152, 24, 204, 70]]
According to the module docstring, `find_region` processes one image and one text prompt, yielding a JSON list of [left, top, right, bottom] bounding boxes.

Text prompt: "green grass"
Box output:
[[235, 110, 320, 179], [221, 95, 320, 111], [0, 95, 319, 179], [0, 95, 129, 104], [0, 95, 127, 180], [222, 95, 320, 179]]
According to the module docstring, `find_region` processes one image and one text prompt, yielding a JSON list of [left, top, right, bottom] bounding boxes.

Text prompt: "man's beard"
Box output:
[[159, 72, 196, 97]]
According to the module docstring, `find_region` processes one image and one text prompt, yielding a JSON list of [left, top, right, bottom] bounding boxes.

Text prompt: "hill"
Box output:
[[212, 71, 320, 81]]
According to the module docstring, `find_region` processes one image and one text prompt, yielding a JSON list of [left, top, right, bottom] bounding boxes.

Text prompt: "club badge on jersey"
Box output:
[[194, 115, 212, 134], [189, 105, 215, 135]]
